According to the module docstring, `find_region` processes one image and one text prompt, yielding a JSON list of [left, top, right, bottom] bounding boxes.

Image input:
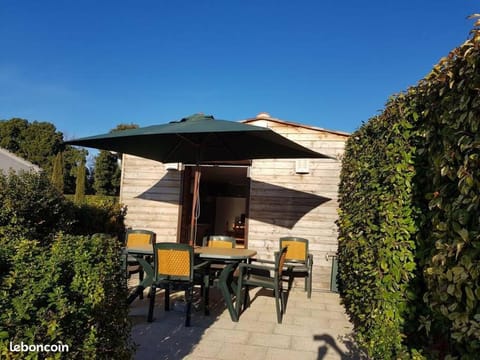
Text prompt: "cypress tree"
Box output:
[[51, 152, 64, 193], [93, 150, 120, 196], [74, 159, 86, 204]]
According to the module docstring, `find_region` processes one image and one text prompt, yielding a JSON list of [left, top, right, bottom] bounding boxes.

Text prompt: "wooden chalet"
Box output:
[[120, 113, 349, 290]]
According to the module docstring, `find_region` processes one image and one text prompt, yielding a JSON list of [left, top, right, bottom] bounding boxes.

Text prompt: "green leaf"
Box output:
[[380, 260, 388, 272], [456, 242, 464, 260], [465, 286, 475, 302], [447, 284, 455, 295], [456, 228, 470, 242]]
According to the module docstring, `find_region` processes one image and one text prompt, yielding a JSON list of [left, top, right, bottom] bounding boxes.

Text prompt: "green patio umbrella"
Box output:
[[66, 114, 330, 244]]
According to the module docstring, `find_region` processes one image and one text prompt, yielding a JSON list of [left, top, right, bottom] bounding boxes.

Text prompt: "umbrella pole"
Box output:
[[189, 166, 201, 246]]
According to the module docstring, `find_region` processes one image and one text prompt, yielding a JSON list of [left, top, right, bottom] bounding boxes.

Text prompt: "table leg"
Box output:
[[217, 262, 239, 322], [127, 256, 155, 305]]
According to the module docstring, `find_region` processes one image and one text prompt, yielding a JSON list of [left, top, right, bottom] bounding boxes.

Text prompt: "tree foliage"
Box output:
[[51, 151, 64, 193], [92, 123, 138, 196], [0, 118, 85, 194], [93, 150, 120, 196], [0, 119, 141, 196], [74, 158, 86, 204], [0, 119, 62, 174], [63, 146, 88, 194], [0, 118, 28, 153]]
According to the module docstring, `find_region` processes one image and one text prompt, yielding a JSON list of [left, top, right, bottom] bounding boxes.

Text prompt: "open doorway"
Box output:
[[179, 163, 250, 248]]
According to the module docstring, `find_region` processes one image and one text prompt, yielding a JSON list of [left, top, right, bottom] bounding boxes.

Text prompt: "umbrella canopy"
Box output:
[[66, 114, 329, 163], [66, 114, 330, 245]]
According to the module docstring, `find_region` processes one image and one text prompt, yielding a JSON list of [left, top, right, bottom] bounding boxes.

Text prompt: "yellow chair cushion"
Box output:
[[157, 249, 191, 277], [209, 240, 234, 248], [281, 240, 306, 262], [127, 233, 152, 248]]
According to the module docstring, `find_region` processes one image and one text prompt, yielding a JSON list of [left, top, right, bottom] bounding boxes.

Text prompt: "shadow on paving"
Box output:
[[314, 333, 366, 360], [129, 281, 361, 360], [129, 288, 228, 360]]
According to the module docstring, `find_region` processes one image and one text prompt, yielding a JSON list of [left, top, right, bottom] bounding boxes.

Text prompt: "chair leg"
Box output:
[[235, 278, 243, 319], [203, 274, 210, 316], [147, 284, 156, 322], [185, 287, 193, 327], [165, 286, 170, 311], [244, 285, 250, 309], [139, 269, 144, 299], [274, 287, 282, 324], [307, 273, 312, 299]]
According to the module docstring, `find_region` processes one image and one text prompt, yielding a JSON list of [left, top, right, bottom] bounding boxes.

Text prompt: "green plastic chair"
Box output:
[[125, 229, 156, 299], [202, 235, 236, 248], [147, 243, 209, 326], [201, 235, 236, 313], [280, 236, 313, 298], [235, 246, 288, 323]]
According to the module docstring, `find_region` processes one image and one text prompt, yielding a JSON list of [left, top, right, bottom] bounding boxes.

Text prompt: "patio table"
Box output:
[[196, 247, 257, 322], [126, 246, 257, 321]]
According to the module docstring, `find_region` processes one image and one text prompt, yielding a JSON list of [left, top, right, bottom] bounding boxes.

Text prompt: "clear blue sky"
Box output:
[[1, 0, 477, 139]]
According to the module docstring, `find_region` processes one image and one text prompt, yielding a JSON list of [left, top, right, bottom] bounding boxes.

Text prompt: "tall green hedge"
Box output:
[[0, 171, 132, 358], [69, 195, 127, 241], [338, 95, 421, 358], [0, 234, 134, 359], [0, 171, 73, 244], [0, 171, 126, 246], [337, 23, 480, 359], [416, 28, 480, 357]]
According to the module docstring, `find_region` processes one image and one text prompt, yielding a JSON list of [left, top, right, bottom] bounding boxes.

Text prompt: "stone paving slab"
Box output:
[[130, 286, 361, 359]]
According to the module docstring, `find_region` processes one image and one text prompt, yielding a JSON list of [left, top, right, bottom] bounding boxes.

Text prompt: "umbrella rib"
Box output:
[[176, 133, 199, 147], [163, 134, 200, 163]]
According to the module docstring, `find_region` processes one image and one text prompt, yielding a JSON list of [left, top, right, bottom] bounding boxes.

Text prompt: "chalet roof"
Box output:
[[0, 147, 41, 173], [241, 112, 350, 137]]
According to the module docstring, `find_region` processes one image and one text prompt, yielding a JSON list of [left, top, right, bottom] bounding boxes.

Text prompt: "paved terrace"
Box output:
[[129, 285, 362, 360]]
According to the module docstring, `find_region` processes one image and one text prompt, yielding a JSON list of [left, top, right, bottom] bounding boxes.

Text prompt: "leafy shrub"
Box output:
[[0, 171, 74, 245], [0, 233, 134, 359], [0, 172, 127, 284], [68, 195, 127, 241], [337, 23, 480, 358], [0, 173, 131, 358]]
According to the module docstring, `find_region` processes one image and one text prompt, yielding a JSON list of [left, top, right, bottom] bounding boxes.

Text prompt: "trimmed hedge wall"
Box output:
[[338, 95, 421, 358], [0, 171, 133, 358], [0, 234, 134, 359], [337, 24, 480, 358]]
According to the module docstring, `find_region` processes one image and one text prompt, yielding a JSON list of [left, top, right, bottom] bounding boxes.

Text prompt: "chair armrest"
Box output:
[[251, 258, 275, 265], [238, 262, 275, 272], [194, 260, 211, 271]]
